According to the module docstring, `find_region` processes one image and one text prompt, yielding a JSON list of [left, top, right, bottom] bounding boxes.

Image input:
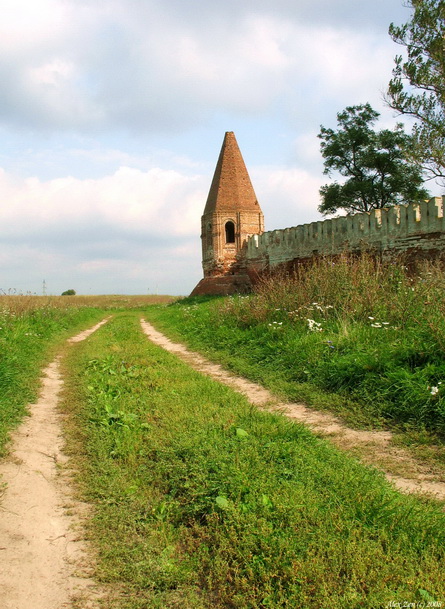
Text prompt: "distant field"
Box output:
[[0, 293, 175, 313]]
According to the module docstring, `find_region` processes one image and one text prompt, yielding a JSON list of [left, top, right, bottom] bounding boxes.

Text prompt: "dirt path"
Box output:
[[0, 318, 109, 609], [140, 319, 445, 502]]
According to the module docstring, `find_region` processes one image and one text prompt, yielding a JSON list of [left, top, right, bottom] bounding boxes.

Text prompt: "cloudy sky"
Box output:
[[0, 0, 424, 295]]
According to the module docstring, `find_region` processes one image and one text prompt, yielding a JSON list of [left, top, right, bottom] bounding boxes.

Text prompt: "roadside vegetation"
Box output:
[[61, 312, 445, 608], [146, 256, 445, 443], [0, 295, 102, 456], [0, 293, 172, 456]]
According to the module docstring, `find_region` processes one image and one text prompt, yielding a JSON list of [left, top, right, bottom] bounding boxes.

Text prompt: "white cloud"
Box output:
[[253, 166, 324, 230], [0, 159, 326, 293], [0, 163, 209, 293], [0, 0, 66, 44], [0, 0, 406, 133], [0, 165, 207, 238], [0, 0, 421, 295]]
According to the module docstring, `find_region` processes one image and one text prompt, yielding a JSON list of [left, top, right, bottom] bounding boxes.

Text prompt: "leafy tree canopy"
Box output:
[[318, 103, 429, 215], [387, 0, 445, 181], [61, 289, 76, 296]]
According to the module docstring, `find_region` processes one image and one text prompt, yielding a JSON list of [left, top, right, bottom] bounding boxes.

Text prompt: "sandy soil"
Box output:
[[0, 318, 109, 609], [140, 318, 445, 502]]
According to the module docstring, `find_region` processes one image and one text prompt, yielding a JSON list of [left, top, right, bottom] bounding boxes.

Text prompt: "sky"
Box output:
[[0, 0, 428, 296]]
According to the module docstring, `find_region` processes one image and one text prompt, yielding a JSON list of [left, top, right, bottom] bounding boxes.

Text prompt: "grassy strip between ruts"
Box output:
[[0, 299, 106, 457], [61, 311, 445, 609]]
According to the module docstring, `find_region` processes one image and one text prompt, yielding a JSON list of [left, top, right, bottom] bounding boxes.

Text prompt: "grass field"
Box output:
[[61, 312, 445, 608], [0, 294, 173, 456], [1, 281, 445, 608]]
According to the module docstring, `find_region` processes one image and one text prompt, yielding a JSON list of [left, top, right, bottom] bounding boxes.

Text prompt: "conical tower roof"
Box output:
[[204, 132, 260, 214]]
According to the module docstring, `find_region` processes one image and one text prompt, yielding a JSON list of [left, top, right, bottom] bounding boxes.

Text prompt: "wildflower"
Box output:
[[430, 386, 439, 396], [307, 319, 322, 332], [371, 323, 382, 328], [368, 316, 375, 320]]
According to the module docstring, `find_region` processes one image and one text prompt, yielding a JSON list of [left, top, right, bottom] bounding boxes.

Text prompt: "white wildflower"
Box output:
[[307, 319, 322, 332]]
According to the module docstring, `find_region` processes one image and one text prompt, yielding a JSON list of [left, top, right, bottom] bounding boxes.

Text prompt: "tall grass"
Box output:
[[146, 256, 445, 435]]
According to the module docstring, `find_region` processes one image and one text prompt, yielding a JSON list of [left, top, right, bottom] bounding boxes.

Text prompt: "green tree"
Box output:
[[387, 0, 445, 181], [318, 104, 429, 215], [61, 289, 76, 296]]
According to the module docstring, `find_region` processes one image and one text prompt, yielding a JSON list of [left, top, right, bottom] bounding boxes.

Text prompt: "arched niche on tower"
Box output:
[[225, 220, 236, 244]]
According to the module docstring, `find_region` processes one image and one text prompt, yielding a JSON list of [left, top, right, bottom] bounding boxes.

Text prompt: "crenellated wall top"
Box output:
[[246, 197, 445, 265]]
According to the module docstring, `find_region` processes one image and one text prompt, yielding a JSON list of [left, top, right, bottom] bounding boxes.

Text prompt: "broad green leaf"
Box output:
[[215, 496, 229, 509]]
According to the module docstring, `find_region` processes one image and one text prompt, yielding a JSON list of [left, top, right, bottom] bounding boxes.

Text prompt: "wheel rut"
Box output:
[[140, 318, 445, 503], [0, 318, 110, 609]]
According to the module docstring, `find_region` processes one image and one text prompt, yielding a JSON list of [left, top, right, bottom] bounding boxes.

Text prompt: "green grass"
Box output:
[[61, 311, 445, 608], [0, 300, 105, 456], [144, 256, 445, 437], [0, 294, 174, 458]]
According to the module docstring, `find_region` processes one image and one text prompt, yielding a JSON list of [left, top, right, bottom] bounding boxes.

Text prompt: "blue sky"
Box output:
[[0, 0, 424, 295]]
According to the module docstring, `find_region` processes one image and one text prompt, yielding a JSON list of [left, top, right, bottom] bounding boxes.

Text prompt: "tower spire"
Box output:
[[204, 131, 260, 214], [190, 132, 264, 296]]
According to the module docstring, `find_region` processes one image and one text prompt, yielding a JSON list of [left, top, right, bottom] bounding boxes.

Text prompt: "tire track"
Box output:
[[0, 318, 110, 609], [140, 318, 445, 503]]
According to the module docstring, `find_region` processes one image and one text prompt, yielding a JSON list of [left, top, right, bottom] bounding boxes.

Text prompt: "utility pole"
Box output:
[[42, 279, 46, 296]]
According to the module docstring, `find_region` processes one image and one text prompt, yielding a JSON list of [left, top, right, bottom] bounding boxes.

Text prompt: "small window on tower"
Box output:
[[225, 221, 235, 244]]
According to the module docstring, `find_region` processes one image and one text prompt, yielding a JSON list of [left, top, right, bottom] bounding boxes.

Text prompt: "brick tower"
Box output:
[[191, 132, 264, 295]]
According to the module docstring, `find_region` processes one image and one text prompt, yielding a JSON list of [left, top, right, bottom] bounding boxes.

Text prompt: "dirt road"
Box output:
[[0, 319, 109, 609]]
